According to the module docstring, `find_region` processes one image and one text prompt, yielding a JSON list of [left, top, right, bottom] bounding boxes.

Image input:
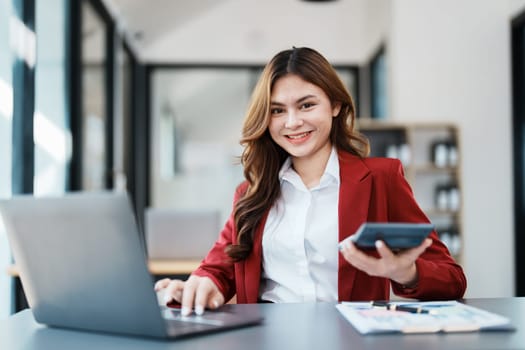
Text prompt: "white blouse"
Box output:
[[259, 147, 340, 302]]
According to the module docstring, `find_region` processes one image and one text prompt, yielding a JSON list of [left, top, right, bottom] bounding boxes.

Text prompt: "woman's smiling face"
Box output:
[[268, 74, 341, 163]]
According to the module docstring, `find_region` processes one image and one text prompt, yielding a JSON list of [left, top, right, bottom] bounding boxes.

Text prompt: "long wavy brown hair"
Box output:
[[225, 47, 370, 261]]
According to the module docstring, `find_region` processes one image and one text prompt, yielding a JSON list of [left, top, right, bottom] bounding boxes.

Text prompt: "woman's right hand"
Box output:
[[154, 275, 225, 316]]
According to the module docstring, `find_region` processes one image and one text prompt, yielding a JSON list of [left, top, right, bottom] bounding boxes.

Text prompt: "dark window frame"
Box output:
[[67, 0, 116, 191], [369, 44, 386, 119], [11, 0, 35, 196], [124, 41, 149, 236], [11, 0, 36, 314], [511, 9, 525, 296]]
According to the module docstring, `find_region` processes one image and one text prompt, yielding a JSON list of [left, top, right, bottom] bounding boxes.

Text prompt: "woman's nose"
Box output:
[[285, 111, 303, 128]]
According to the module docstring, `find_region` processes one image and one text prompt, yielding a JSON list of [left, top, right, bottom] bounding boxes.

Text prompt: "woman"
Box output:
[[155, 47, 467, 316]]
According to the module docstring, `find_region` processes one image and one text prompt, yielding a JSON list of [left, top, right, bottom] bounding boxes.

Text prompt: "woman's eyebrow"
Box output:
[[270, 94, 317, 106], [296, 94, 317, 104]]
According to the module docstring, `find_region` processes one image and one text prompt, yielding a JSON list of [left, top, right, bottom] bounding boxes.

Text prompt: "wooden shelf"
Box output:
[[5, 264, 18, 277], [358, 121, 463, 264], [357, 118, 457, 130], [148, 259, 201, 275], [424, 209, 461, 216], [412, 164, 458, 173]]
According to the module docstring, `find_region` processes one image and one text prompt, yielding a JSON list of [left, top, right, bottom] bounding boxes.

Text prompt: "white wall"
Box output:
[[388, 0, 523, 297], [362, 0, 391, 60], [510, 0, 525, 15]]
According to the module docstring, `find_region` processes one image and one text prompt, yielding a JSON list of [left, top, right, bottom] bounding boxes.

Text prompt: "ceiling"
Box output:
[[108, 0, 224, 51], [104, 0, 388, 64]]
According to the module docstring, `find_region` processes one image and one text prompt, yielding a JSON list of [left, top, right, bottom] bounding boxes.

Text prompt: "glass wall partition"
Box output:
[[80, 0, 109, 190], [151, 68, 250, 224], [113, 38, 132, 192], [34, 0, 69, 195], [150, 66, 359, 224]]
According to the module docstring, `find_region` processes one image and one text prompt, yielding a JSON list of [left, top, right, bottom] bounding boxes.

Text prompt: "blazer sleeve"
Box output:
[[385, 159, 467, 300], [190, 184, 247, 302]]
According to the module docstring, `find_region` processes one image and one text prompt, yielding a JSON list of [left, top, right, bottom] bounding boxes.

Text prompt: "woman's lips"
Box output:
[[285, 131, 312, 143]]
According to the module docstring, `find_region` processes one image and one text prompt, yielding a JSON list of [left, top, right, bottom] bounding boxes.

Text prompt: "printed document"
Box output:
[[336, 301, 514, 334]]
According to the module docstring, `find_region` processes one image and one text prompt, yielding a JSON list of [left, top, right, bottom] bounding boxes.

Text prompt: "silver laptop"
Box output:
[[0, 192, 262, 339], [145, 208, 220, 260]]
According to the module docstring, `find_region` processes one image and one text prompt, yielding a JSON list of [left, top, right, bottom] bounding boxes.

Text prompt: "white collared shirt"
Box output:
[[259, 147, 340, 302]]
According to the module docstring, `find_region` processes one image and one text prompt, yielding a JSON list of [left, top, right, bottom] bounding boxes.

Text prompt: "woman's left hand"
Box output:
[[339, 238, 432, 286]]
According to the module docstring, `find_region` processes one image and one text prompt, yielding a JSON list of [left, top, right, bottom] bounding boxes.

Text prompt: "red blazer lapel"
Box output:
[[241, 211, 269, 303], [337, 151, 372, 301]]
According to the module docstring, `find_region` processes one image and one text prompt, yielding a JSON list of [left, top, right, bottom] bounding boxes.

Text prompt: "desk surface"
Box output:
[[1, 298, 524, 350]]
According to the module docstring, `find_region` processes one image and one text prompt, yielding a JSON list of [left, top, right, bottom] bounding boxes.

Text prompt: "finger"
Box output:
[[208, 291, 225, 310], [400, 238, 433, 261], [375, 240, 395, 260], [181, 277, 199, 316], [154, 278, 171, 291], [164, 280, 185, 304], [193, 278, 219, 315], [413, 238, 432, 256], [341, 241, 380, 274], [414, 237, 432, 251], [340, 240, 366, 260], [349, 242, 378, 265], [194, 280, 214, 315], [206, 280, 225, 310]]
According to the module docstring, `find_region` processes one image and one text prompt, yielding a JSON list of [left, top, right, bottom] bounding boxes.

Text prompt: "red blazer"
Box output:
[[193, 151, 467, 303]]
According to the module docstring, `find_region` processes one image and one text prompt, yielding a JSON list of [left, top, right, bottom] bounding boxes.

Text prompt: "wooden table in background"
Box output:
[[6, 259, 202, 278]]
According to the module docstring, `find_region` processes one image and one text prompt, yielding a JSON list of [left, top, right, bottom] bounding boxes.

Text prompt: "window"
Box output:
[[0, 0, 13, 319], [81, 0, 109, 190], [34, 0, 69, 195]]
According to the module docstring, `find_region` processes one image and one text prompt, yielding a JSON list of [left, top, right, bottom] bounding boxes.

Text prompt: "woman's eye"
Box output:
[[301, 103, 314, 110], [271, 108, 284, 115]]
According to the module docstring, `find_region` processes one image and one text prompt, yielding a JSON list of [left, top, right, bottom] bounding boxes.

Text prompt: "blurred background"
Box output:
[[1, 0, 525, 319]]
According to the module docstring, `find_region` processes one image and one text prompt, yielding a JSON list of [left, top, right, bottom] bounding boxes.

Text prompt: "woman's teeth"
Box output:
[[288, 132, 310, 139]]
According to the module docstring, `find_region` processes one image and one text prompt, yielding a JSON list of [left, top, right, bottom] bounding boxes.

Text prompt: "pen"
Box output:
[[371, 301, 433, 314]]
